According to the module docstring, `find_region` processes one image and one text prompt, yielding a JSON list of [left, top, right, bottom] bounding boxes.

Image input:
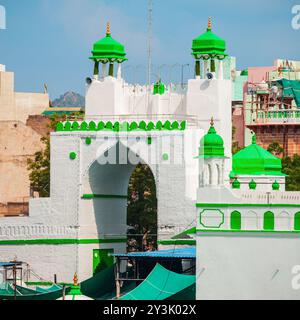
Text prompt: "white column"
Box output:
[[117, 63, 122, 80], [102, 64, 107, 79], [218, 60, 224, 80]]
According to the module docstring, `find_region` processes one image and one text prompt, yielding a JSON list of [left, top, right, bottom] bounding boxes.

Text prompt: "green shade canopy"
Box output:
[[192, 17, 227, 60], [199, 119, 225, 158], [90, 22, 127, 63], [121, 264, 195, 300], [231, 135, 285, 176]]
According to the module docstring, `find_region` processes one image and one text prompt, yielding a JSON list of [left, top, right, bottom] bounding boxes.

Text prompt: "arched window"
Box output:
[[294, 212, 300, 231], [264, 211, 275, 230], [230, 211, 241, 230]]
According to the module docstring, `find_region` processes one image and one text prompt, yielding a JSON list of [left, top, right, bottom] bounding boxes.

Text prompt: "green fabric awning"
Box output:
[[276, 79, 300, 108], [121, 264, 196, 300]]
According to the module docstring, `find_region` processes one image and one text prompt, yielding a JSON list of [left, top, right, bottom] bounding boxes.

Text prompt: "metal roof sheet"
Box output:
[[112, 247, 196, 259]]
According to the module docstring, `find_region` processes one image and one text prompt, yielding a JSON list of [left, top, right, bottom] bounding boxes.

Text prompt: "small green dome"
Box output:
[[230, 135, 284, 177], [232, 178, 241, 189], [90, 23, 127, 63], [249, 179, 257, 190], [199, 119, 225, 157], [240, 69, 248, 76], [272, 180, 280, 191], [153, 79, 165, 95], [192, 18, 227, 59]]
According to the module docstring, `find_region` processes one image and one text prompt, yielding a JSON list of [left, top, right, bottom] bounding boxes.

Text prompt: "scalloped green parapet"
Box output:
[[98, 121, 105, 131], [172, 121, 179, 130], [163, 121, 172, 130], [139, 121, 147, 130], [81, 122, 88, 131], [106, 121, 113, 130], [72, 122, 79, 131], [65, 121, 72, 131], [180, 121, 186, 130], [89, 121, 96, 131], [56, 122, 64, 132], [69, 152, 77, 160], [113, 122, 120, 132], [156, 121, 163, 130], [147, 122, 155, 131], [130, 122, 138, 131]]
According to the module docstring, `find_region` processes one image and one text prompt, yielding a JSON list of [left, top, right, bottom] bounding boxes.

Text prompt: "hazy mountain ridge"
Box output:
[[52, 91, 85, 107]]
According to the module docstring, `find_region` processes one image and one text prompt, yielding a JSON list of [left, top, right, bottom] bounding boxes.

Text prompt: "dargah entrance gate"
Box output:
[[1, 21, 300, 300]]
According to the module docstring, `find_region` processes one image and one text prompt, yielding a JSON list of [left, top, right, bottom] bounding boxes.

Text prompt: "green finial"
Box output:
[[272, 180, 280, 191], [106, 21, 111, 36], [232, 178, 241, 189], [207, 17, 212, 31], [249, 179, 257, 190], [252, 134, 257, 145]]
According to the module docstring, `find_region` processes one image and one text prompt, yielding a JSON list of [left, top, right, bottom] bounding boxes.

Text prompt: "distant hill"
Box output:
[[51, 91, 85, 108]]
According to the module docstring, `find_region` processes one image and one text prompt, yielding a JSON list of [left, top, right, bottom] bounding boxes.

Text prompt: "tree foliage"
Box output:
[[267, 141, 284, 157], [282, 155, 300, 191], [27, 137, 50, 197], [127, 164, 157, 252]]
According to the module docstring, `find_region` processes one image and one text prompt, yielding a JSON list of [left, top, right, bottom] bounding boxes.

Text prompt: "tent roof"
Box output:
[[120, 264, 195, 300]]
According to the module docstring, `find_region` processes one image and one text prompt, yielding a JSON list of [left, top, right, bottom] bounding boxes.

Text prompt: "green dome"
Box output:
[[199, 119, 225, 158], [240, 69, 248, 76], [192, 18, 227, 59], [90, 23, 127, 63], [231, 135, 284, 176]]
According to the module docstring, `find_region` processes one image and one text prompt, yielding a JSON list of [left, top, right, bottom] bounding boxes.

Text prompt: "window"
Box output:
[[230, 211, 241, 230], [263, 211, 275, 230], [294, 212, 300, 231]]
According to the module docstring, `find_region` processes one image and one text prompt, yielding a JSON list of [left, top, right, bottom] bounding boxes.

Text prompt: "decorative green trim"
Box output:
[[158, 239, 196, 245], [295, 212, 300, 231], [196, 229, 300, 234], [199, 209, 224, 229], [196, 203, 300, 208], [56, 121, 187, 133], [0, 238, 127, 245], [69, 152, 77, 160], [162, 153, 169, 161], [82, 194, 127, 199], [230, 211, 241, 230], [263, 211, 275, 230], [85, 137, 92, 145]]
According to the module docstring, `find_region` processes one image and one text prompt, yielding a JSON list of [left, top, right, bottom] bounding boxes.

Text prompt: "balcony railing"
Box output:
[[246, 109, 300, 125]]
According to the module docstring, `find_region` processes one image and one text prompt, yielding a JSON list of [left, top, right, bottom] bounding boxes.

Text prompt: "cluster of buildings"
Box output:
[[0, 18, 299, 300]]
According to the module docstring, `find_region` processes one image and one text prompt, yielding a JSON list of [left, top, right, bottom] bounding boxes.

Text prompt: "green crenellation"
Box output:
[[56, 120, 187, 132]]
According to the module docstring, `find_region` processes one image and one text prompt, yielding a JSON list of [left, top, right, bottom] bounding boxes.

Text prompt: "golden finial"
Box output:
[[210, 117, 214, 127], [73, 273, 78, 286], [207, 17, 212, 30], [106, 22, 111, 35]]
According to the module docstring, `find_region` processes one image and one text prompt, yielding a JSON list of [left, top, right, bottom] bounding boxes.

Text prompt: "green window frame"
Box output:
[[294, 212, 300, 231], [263, 211, 275, 230], [230, 211, 241, 230]]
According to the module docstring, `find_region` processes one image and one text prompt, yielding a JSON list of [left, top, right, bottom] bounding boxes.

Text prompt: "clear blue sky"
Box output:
[[0, 0, 299, 99]]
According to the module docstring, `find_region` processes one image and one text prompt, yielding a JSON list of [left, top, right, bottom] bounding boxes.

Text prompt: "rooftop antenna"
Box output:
[[147, 0, 153, 88]]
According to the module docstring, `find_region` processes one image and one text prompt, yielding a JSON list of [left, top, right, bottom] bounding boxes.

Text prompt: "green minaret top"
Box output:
[[90, 22, 127, 63], [192, 17, 227, 60], [199, 118, 225, 158]]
